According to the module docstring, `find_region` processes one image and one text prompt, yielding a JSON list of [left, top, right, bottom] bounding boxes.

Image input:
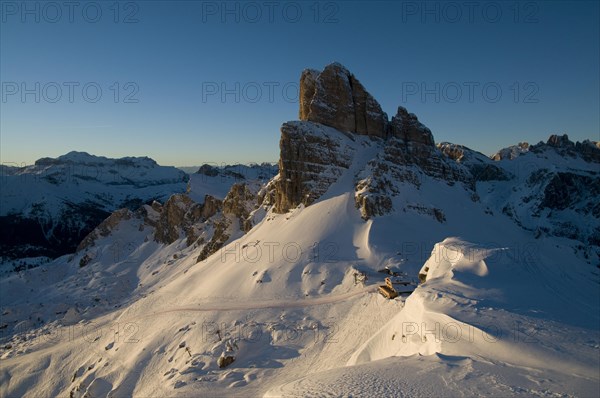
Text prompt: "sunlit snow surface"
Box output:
[[1, 135, 598, 397]]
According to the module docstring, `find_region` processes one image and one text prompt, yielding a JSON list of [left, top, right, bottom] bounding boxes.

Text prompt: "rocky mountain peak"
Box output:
[[299, 62, 387, 138], [547, 134, 575, 148], [388, 106, 434, 146], [297, 62, 440, 146], [275, 62, 470, 215], [491, 142, 530, 161], [528, 134, 600, 163]]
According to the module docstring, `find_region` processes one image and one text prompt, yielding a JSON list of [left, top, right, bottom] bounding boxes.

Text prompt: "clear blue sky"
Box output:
[[1, 0, 599, 166]]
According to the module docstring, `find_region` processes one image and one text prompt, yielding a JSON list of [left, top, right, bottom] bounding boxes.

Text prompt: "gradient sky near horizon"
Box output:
[[1, 0, 599, 167]]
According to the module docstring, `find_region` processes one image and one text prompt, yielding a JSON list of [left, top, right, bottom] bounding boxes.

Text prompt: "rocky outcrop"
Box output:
[[491, 142, 530, 161], [575, 140, 600, 163], [274, 121, 355, 213], [388, 107, 434, 146], [201, 195, 222, 220], [547, 134, 575, 149], [223, 183, 258, 233], [540, 172, 600, 215], [530, 134, 600, 163], [196, 164, 220, 177], [217, 355, 235, 369], [494, 135, 600, 164], [197, 164, 244, 180], [0, 152, 188, 260], [77, 209, 133, 252], [299, 63, 387, 138], [153, 194, 226, 246], [299, 69, 319, 121], [76, 183, 263, 265], [196, 217, 231, 263], [277, 62, 478, 217], [438, 143, 511, 182], [354, 137, 475, 219], [197, 182, 263, 262], [281, 61, 599, 251]]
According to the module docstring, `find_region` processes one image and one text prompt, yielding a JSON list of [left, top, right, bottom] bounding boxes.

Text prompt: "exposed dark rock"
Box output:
[[201, 195, 222, 220], [196, 182, 261, 262], [1, 152, 187, 260], [529, 134, 600, 163], [388, 106, 434, 146], [154, 194, 224, 246], [154, 194, 203, 245], [217, 355, 235, 369], [196, 217, 231, 263], [223, 183, 258, 233], [438, 142, 511, 181], [491, 142, 530, 161], [77, 209, 133, 251], [576, 140, 600, 163], [196, 164, 220, 177], [547, 134, 575, 149], [300, 63, 387, 138], [280, 62, 477, 219], [540, 172, 600, 213], [274, 121, 354, 213]]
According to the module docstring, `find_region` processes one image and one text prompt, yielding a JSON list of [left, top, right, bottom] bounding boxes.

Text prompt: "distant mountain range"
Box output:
[[1, 63, 598, 397]]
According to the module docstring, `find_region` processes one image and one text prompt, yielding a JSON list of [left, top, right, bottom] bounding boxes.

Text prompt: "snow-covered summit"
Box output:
[[0, 153, 188, 261]]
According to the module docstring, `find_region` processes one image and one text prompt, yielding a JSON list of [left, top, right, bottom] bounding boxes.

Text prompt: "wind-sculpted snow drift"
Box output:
[[0, 63, 598, 397]]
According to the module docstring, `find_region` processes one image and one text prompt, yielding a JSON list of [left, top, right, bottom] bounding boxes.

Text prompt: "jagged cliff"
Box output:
[[45, 63, 600, 273], [276, 63, 477, 218], [274, 62, 600, 255]]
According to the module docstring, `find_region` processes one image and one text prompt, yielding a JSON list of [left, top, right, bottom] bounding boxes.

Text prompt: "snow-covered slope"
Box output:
[[2, 132, 598, 397], [1, 63, 598, 397]]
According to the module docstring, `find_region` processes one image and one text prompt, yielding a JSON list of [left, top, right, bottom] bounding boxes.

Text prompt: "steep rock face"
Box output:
[[547, 134, 575, 149], [300, 63, 387, 138], [438, 142, 511, 181], [201, 195, 222, 220], [491, 142, 530, 161], [196, 182, 263, 262], [274, 121, 355, 213], [522, 169, 600, 248], [299, 69, 319, 121], [277, 63, 477, 218], [77, 209, 133, 252], [530, 134, 600, 163], [154, 194, 220, 246], [576, 140, 600, 163], [76, 180, 264, 265], [540, 172, 600, 213], [277, 62, 599, 260], [355, 138, 475, 219], [487, 136, 600, 259], [388, 106, 434, 145], [222, 183, 259, 233]]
